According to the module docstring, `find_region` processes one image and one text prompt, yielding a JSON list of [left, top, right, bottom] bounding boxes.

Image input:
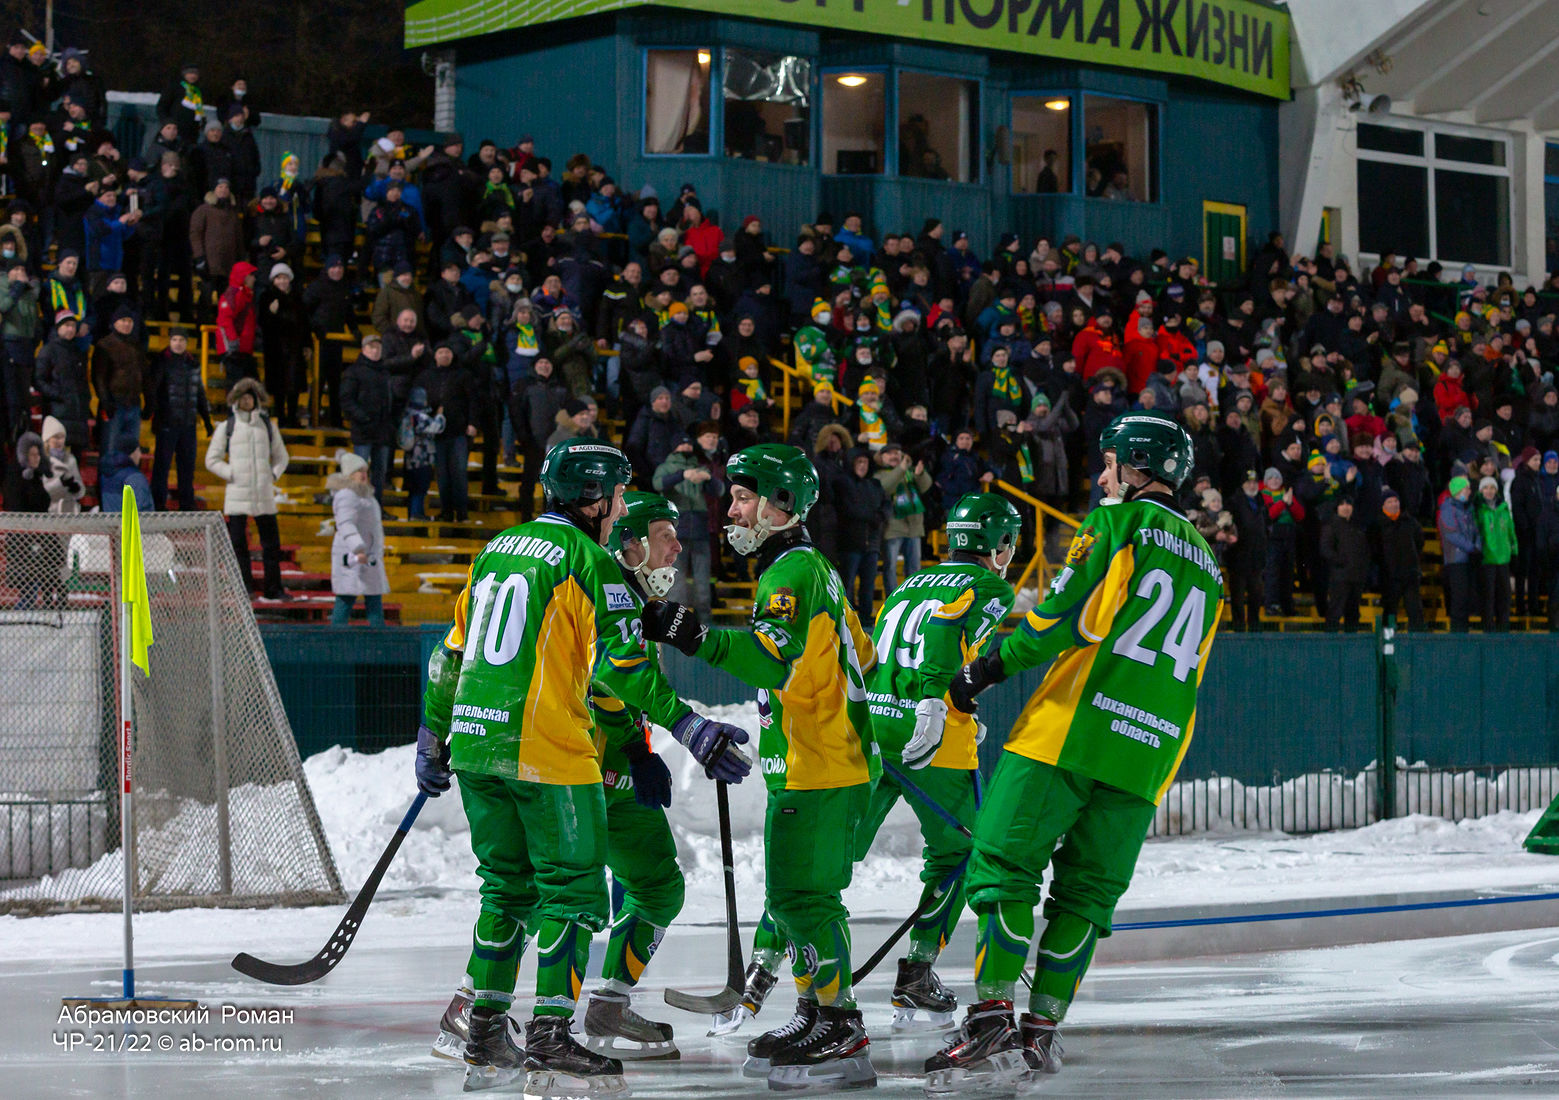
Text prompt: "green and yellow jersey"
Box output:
[[995, 492, 1222, 804], [423, 515, 692, 786], [694, 541, 878, 792], [867, 561, 1014, 769], [588, 568, 659, 794]]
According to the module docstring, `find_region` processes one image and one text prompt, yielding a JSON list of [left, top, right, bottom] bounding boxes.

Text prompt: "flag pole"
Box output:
[[119, 516, 135, 1002]]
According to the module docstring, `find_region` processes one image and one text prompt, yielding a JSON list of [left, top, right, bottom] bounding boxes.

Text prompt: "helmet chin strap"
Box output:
[[725, 495, 800, 556], [613, 546, 678, 599]]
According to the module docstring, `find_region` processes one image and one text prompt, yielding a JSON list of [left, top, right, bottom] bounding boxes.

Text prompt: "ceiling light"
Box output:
[[1045, 98, 1070, 111], [836, 74, 868, 87], [697, 50, 710, 65]]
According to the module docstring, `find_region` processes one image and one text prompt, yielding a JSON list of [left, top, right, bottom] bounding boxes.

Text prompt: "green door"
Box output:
[[1203, 202, 1246, 285]]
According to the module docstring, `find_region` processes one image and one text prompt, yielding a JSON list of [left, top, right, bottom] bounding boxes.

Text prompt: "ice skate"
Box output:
[[461, 1005, 526, 1092], [742, 998, 819, 1078], [432, 988, 473, 1062], [890, 958, 958, 1032], [583, 989, 680, 1061], [524, 1014, 629, 1098], [1018, 1012, 1064, 1074], [923, 1000, 1032, 1096], [766, 1004, 876, 1092], [710, 959, 779, 1036]]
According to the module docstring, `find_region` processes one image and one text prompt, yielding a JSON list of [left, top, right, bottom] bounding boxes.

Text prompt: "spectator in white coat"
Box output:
[[39, 415, 85, 514], [327, 450, 389, 625], [205, 376, 289, 600]]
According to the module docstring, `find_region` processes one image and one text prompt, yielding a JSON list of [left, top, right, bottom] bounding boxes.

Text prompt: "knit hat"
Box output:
[[1397, 386, 1419, 405], [1206, 340, 1224, 355], [857, 378, 880, 397], [649, 385, 671, 403], [270, 263, 294, 281], [667, 301, 689, 317], [393, 260, 413, 276], [738, 355, 759, 372], [1546, 450, 1559, 465], [1479, 476, 1499, 494], [337, 450, 368, 477], [1307, 451, 1327, 471], [810, 299, 830, 321], [564, 397, 591, 417], [1516, 445, 1540, 467], [324, 254, 344, 269], [1263, 467, 1282, 486], [1449, 475, 1470, 496], [41, 415, 65, 442], [53, 309, 76, 326]]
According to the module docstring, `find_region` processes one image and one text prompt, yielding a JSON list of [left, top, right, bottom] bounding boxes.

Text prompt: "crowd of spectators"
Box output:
[[0, 38, 1556, 630]]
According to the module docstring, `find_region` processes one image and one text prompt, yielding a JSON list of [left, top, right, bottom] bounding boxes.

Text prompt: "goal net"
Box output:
[[0, 512, 343, 914]]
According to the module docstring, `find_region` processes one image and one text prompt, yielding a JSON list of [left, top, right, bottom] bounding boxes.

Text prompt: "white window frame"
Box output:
[[1354, 119, 1513, 270]]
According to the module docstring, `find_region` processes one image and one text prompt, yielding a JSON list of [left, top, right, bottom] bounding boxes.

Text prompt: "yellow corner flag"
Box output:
[[120, 486, 154, 675]]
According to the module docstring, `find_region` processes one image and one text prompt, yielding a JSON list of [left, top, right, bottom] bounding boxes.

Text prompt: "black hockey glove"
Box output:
[[949, 652, 1007, 716], [622, 738, 673, 809], [641, 599, 707, 657], [415, 723, 451, 796]]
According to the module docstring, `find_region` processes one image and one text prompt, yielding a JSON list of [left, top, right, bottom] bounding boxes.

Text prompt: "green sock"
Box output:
[[534, 918, 589, 1017], [752, 908, 787, 972], [908, 876, 965, 963], [973, 899, 1034, 1003], [599, 911, 664, 993], [792, 918, 854, 1009], [1030, 912, 1099, 1022], [466, 908, 525, 1013]]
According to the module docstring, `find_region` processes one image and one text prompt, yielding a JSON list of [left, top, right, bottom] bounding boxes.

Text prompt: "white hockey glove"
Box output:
[[901, 698, 948, 770]]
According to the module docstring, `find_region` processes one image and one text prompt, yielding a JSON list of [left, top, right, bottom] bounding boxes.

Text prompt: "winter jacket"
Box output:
[[302, 272, 358, 336], [834, 453, 890, 553], [149, 349, 210, 434], [328, 474, 390, 597], [365, 199, 422, 272], [787, 399, 842, 451], [1379, 513, 1423, 583], [509, 371, 570, 450], [0, 274, 39, 341], [34, 334, 91, 437], [339, 356, 399, 447], [91, 332, 146, 412], [874, 461, 933, 540], [42, 448, 85, 514], [1225, 491, 1269, 574], [1510, 464, 1545, 544], [189, 194, 246, 277], [215, 262, 258, 355], [84, 199, 133, 272], [1320, 511, 1371, 584], [415, 358, 476, 438], [310, 168, 366, 249], [1476, 498, 1517, 566], [653, 447, 726, 541], [99, 449, 153, 513], [1437, 494, 1481, 565], [372, 279, 425, 338], [204, 378, 289, 516], [935, 446, 990, 501], [625, 406, 683, 482], [157, 75, 206, 142], [1025, 395, 1079, 499]]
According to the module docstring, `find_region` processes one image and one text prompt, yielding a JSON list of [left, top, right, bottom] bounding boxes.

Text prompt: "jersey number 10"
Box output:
[[467, 573, 532, 666]]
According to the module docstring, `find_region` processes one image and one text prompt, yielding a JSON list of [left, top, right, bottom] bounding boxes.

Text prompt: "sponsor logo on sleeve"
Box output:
[[603, 583, 635, 612]]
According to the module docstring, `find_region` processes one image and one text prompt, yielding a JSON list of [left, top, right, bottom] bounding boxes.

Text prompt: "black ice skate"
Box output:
[[583, 989, 680, 1060], [432, 988, 473, 1062], [524, 1014, 628, 1098], [461, 1005, 526, 1093], [1018, 1012, 1064, 1074], [710, 959, 780, 1036], [741, 998, 820, 1078], [890, 958, 958, 1032], [923, 1000, 1032, 1096], [767, 1004, 876, 1092]]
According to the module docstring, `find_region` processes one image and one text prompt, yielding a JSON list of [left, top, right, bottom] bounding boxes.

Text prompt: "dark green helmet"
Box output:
[[538, 438, 633, 505], [725, 443, 819, 520], [606, 491, 679, 556], [1101, 411, 1195, 489], [945, 493, 1023, 556]]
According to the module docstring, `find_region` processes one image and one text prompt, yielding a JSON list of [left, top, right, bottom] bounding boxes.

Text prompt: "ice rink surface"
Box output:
[[10, 918, 1559, 1098]]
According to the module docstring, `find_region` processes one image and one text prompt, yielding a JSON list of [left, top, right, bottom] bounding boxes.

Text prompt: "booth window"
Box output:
[[1356, 123, 1510, 267], [898, 73, 978, 182], [645, 49, 711, 155], [822, 72, 885, 175], [1011, 96, 1073, 194], [723, 49, 811, 166], [1083, 95, 1157, 201]]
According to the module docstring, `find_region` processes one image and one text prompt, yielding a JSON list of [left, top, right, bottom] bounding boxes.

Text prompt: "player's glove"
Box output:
[[901, 698, 947, 770], [642, 599, 707, 657], [622, 739, 672, 809], [670, 712, 751, 783], [949, 652, 1006, 715], [415, 723, 451, 796]]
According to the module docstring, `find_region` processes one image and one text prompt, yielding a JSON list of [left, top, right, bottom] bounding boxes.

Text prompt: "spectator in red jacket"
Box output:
[[1073, 313, 1125, 380], [1155, 313, 1196, 373], [1122, 315, 1160, 395], [1433, 359, 1473, 420], [216, 260, 258, 387], [682, 202, 724, 277]]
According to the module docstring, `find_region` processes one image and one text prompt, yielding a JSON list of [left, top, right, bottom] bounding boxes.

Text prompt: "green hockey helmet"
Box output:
[[723, 443, 819, 555], [945, 493, 1023, 557], [1100, 411, 1194, 490], [608, 491, 681, 598], [538, 437, 633, 505]]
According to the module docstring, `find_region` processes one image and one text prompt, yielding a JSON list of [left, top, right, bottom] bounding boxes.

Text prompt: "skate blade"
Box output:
[[581, 1033, 681, 1061], [523, 1069, 629, 1098], [767, 1054, 877, 1092], [462, 1063, 524, 1092], [742, 1055, 771, 1078], [709, 1005, 753, 1037], [891, 1006, 958, 1033], [923, 1050, 1031, 1097], [432, 1029, 467, 1062]]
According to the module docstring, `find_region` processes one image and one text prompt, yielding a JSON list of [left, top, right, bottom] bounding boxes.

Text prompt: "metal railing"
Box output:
[[768, 355, 853, 441], [989, 478, 1080, 598]]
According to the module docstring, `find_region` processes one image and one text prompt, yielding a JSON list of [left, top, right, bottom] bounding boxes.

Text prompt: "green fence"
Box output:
[[260, 626, 1559, 782]]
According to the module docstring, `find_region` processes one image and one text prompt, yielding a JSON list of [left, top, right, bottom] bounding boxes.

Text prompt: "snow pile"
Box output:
[[1154, 763, 1559, 836]]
